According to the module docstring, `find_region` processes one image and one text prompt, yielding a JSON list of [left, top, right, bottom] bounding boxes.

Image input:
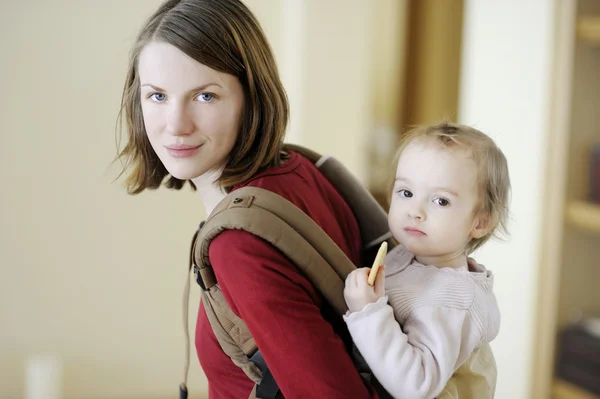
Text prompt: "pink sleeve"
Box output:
[[209, 229, 378, 399]]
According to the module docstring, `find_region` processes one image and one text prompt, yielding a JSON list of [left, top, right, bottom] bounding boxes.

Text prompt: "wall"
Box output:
[[0, 1, 203, 397], [0, 0, 387, 398], [458, 1, 557, 398]]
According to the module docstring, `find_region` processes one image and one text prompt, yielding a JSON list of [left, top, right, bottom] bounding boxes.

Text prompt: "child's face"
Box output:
[[389, 139, 487, 264]]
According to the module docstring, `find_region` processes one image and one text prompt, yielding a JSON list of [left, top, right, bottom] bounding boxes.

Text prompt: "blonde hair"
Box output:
[[389, 121, 510, 253]]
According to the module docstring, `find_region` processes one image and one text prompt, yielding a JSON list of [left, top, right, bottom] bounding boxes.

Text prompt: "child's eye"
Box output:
[[434, 197, 450, 207], [197, 92, 214, 102], [398, 189, 413, 198], [150, 93, 166, 102]]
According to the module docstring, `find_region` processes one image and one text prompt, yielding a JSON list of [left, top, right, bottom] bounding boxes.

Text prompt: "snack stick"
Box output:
[[367, 241, 388, 286]]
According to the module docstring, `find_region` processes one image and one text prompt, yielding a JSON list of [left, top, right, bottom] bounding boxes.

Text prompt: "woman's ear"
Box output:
[[471, 211, 494, 239]]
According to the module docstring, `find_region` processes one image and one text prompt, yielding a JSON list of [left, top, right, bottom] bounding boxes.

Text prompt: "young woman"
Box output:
[[117, 1, 379, 397]]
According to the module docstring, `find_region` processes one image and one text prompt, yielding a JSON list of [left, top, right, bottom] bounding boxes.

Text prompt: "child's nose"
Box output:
[[408, 203, 426, 221]]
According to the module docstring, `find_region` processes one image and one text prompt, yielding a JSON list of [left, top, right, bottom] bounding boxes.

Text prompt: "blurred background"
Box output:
[[1, 0, 599, 398]]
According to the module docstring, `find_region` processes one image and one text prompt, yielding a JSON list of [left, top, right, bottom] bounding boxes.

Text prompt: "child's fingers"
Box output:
[[374, 265, 386, 297], [346, 269, 365, 289], [356, 268, 371, 288]]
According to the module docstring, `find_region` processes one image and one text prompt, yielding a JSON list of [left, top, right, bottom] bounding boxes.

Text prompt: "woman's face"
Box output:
[[137, 41, 244, 181]]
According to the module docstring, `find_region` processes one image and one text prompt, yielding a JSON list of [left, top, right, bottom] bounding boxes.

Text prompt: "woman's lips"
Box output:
[[165, 144, 202, 158]]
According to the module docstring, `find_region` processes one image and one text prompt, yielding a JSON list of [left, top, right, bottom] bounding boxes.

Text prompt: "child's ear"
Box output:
[[471, 211, 493, 239]]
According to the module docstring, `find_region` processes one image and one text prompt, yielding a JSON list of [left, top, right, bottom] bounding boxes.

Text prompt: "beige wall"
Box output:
[[458, 1, 558, 398], [0, 1, 392, 398], [0, 1, 205, 398], [0, 1, 568, 398], [367, 0, 409, 200]]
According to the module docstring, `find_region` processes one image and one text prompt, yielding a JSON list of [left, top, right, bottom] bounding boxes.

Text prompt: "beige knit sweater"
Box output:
[[344, 245, 501, 399]]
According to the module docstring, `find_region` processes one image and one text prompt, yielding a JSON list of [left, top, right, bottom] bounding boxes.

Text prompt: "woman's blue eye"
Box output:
[[197, 93, 214, 102], [150, 93, 166, 102]]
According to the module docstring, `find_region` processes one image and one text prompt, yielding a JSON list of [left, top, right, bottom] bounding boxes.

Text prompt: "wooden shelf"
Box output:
[[553, 379, 600, 399], [577, 17, 600, 45], [565, 201, 600, 233]]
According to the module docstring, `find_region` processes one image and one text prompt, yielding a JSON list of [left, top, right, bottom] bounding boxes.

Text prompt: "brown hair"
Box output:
[[116, 0, 289, 194], [389, 121, 511, 253]]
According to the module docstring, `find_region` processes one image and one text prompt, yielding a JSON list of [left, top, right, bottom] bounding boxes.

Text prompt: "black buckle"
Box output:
[[192, 221, 208, 291], [250, 350, 280, 399], [193, 264, 208, 291], [179, 384, 188, 399]]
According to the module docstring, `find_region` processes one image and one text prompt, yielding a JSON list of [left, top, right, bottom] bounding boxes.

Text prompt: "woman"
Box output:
[[117, 0, 379, 398]]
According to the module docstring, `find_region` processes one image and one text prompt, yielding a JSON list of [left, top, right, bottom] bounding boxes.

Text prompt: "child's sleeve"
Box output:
[[344, 298, 482, 399]]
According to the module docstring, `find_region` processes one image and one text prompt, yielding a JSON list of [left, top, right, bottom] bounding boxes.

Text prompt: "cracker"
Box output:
[[367, 241, 388, 286]]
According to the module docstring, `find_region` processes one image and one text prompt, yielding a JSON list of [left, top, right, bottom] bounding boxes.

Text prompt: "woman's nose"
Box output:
[[165, 102, 194, 136]]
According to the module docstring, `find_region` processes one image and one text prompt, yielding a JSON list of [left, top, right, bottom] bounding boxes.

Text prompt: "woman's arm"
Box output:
[[209, 229, 378, 399]]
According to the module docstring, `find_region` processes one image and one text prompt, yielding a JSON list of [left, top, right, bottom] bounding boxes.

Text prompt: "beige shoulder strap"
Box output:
[[196, 186, 358, 312], [180, 230, 197, 397], [181, 146, 395, 398], [181, 186, 360, 397]]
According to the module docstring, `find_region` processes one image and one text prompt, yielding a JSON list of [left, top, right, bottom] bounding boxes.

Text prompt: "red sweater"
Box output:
[[195, 151, 379, 398]]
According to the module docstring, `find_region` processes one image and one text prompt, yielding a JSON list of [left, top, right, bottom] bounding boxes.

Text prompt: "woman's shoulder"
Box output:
[[230, 149, 362, 264], [236, 150, 355, 219], [238, 151, 302, 188]]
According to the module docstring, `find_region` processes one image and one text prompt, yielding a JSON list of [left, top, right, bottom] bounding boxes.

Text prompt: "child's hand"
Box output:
[[344, 266, 385, 313]]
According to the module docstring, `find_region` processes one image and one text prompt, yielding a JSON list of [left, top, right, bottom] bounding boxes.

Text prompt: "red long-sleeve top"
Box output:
[[195, 151, 379, 398]]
